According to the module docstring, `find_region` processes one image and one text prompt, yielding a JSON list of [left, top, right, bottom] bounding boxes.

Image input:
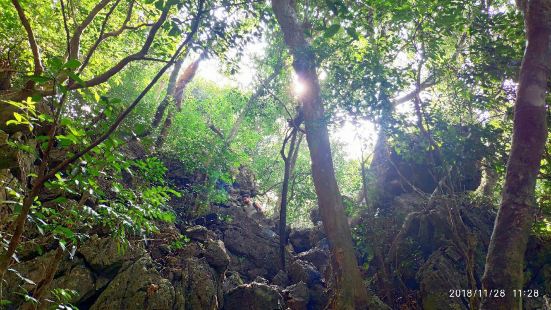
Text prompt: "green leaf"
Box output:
[[28, 75, 50, 83], [64, 59, 81, 70], [324, 24, 341, 38], [53, 226, 75, 240], [0, 300, 12, 306], [49, 56, 64, 72], [13, 112, 23, 122], [345, 27, 359, 40], [154, 0, 165, 10]]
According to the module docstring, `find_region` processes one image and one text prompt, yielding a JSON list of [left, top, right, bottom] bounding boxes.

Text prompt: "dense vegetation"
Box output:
[[0, 0, 549, 309]]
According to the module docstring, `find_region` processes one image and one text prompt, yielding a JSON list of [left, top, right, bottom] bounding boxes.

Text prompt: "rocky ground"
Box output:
[[2, 163, 550, 309]]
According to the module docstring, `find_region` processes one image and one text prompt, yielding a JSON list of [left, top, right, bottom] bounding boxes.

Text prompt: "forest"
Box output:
[[0, 0, 550, 309]]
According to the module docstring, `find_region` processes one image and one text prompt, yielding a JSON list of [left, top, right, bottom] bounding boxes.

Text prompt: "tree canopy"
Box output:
[[0, 0, 550, 309]]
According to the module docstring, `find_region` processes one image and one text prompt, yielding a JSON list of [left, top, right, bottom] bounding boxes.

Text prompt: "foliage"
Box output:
[[0, 0, 550, 307]]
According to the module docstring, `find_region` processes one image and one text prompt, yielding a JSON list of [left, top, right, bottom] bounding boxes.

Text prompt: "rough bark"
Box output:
[[271, 0, 371, 308], [481, 1, 551, 309]]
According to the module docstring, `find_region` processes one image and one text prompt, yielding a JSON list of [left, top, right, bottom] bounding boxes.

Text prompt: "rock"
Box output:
[[0, 130, 17, 169], [224, 282, 284, 310], [1, 250, 79, 306], [90, 257, 175, 310], [223, 271, 244, 294], [204, 239, 230, 271], [283, 281, 309, 310], [289, 227, 325, 254], [297, 247, 329, 272], [308, 284, 329, 310], [185, 225, 213, 242], [288, 229, 312, 253], [217, 206, 284, 280], [78, 236, 145, 274], [416, 246, 470, 310], [181, 242, 204, 258], [51, 264, 96, 304], [288, 260, 322, 287], [272, 270, 289, 287], [253, 276, 269, 284], [233, 165, 258, 197], [310, 208, 321, 225], [177, 257, 222, 310]]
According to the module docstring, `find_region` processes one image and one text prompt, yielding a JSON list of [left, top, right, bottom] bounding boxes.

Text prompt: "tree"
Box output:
[[271, 0, 372, 308], [278, 111, 302, 269], [481, 1, 551, 309]]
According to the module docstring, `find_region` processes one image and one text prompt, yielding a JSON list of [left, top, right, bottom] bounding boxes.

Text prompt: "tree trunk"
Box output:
[[279, 127, 300, 269], [481, 1, 551, 309], [271, 1, 371, 308], [155, 57, 201, 148], [151, 60, 183, 128], [174, 57, 201, 110], [367, 130, 391, 210]]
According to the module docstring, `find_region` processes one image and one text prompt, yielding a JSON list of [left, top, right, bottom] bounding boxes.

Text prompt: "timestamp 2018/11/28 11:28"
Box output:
[[449, 289, 540, 298]]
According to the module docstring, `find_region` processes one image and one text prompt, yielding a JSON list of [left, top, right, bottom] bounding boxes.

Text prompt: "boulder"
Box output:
[[297, 247, 329, 272], [216, 206, 284, 280], [204, 239, 230, 271], [308, 284, 329, 310], [185, 225, 214, 242], [416, 246, 470, 310], [288, 229, 312, 253], [288, 260, 322, 287], [51, 264, 96, 304], [283, 281, 309, 310], [78, 236, 145, 274], [223, 282, 284, 310], [223, 271, 244, 294], [90, 257, 175, 310], [176, 257, 222, 310], [289, 226, 325, 254], [272, 270, 289, 287]]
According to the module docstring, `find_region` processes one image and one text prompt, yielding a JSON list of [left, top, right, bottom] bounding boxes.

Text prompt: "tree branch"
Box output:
[[60, 0, 71, 56], [77, 0, 123, 74], [68, 0, 112, 60], [225, 60, 283, 145], [11, 0, 43, 82], [68, 3, 172, 90], [0, 0, 205, 274]]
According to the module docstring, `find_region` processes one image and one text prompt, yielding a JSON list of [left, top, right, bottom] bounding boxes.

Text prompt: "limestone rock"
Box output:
[[288, 260, 321, 287], [223, 282, 284, 310], [90, 257, 175, 310], [51, 264, 96, 304], [176, 257, 222, 310], [283, 281, 309, 310], [185, 225, 213, 242], [288, 229, 312, 253], [217, 206, 283, 280], [297, 247, 329, 272], [223, 271, 243, 294], [204, 239, 230, 271], [78, 236, 145, 273], [271, 270, 289, 287], [416, 246, 470, 310]]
